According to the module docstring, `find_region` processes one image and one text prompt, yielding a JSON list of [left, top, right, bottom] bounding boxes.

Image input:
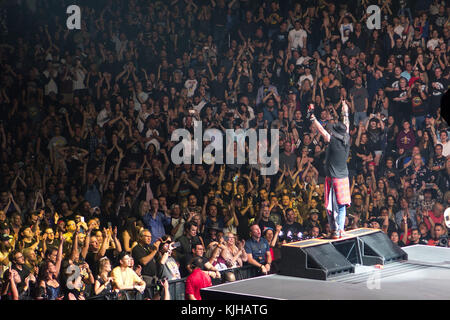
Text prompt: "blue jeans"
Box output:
[[414, 115, 425, 130], [354, 111, 367, 126], [398, 8, 412, 21], [328, 204, 347, 232]]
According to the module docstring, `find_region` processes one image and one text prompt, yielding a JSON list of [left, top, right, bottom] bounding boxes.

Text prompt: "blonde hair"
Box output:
[[98, 256, 110, 274]]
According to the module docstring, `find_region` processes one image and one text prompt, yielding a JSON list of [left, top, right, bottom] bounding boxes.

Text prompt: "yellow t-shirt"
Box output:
[[112, 267, 142, 288], [0, 249, 11, 278]]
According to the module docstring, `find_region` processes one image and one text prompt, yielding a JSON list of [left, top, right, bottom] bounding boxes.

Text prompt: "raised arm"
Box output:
[[309, 104, 331, 143]]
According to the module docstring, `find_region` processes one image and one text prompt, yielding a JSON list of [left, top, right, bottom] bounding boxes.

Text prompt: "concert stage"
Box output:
[[202, 244, 450, 300]]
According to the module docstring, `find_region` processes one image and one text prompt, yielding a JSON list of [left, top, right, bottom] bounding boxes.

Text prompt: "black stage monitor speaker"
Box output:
[[280, 242, 354, 280], [359, 231, 408, 264]]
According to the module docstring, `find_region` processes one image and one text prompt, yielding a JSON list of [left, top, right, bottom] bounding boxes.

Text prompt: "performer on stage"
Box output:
[[308, 101, 351, 239]]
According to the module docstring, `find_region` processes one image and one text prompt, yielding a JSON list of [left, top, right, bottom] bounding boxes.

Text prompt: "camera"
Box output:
[[170, 241, 181, 249], [156, 276, 168, 288], [437, 236, 448, 247]]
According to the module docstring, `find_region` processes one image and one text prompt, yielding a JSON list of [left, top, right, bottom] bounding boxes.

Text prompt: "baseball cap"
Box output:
[[310, 209, 319, 215], [425, 114, 434, 119], [0, 234, 10, 242]]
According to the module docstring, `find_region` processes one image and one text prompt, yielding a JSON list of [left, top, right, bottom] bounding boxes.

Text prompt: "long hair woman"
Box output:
[[36, 261, 62, 300], [94, 257, 115, 298]]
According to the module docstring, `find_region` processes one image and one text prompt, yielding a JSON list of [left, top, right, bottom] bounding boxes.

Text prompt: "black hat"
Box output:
[[425, 114, 434, 119]]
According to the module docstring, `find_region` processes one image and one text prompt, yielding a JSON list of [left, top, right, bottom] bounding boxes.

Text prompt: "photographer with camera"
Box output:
[[427, 223, 448, 247], [131, 229, 160, 290]]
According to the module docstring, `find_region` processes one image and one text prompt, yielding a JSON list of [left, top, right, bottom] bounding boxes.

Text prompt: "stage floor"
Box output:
[[202, 245, 450, 300]]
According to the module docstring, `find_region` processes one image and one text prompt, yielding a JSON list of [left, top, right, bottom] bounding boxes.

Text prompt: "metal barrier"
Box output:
[[168, 265, 260, 300]]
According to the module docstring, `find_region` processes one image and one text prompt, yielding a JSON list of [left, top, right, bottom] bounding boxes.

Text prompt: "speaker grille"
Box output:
[[360, 232, 407, 262], [304, 244, 354, 274]]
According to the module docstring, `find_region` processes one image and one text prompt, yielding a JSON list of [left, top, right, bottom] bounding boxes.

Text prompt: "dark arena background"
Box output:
[[0, 0, 449, 307]]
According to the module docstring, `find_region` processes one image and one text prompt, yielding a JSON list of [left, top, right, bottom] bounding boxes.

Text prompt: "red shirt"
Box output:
[[423, 211, 444, 231], [400, 229, 412, 245], [185, 268, 212, 300]]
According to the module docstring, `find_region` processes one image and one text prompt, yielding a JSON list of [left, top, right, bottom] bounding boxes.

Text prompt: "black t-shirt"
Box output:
[[239, 20, 257, 40], [281, 222, 305, 239], [11, 265, 31, 294], [132, 243, 159, 278], [85, 251, 100, 279], [429, 77, 447, 97], [393, 88, 410, 110], [210, 79, 226, 101], [259, 219, 276, 234], [386, 76, 401, 98], [271, 31, 289, 53], [325, 135, 350, 178], [236, 208, 251, 240], [367, 128, 383, 151], [391, 45, 406, 61], [410, 90, 427, 116]]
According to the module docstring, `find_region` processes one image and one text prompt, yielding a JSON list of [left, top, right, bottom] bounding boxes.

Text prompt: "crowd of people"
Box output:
[[0, 0, 449, 300]]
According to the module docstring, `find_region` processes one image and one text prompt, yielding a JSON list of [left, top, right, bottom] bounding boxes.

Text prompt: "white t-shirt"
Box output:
[[145, 129, 160, 151], [134, 91, 149, 111], [296, 56, 312, 66], [73, 69, 86, 90], [298, 74, 314, 87], [427, 38, 439, 51], [340, 23, 353, 44], [442, 141, 450, 158], [185, 79, 198, 98], [97, 108, 111, 127], [288, 28, 307, 50], [394, 25, 404, 38], [43, 69, 58, 95]]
